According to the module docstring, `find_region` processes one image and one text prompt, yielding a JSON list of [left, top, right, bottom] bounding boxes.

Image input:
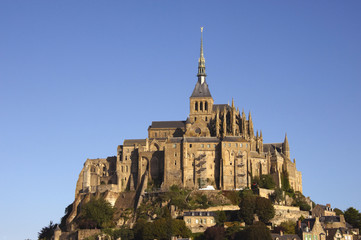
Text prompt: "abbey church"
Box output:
[[75, 30, 302, 199]]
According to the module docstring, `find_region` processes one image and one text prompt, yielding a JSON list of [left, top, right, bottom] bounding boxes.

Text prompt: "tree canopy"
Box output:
[[77, 197, 115, 229], [238, 190, 275, 225], [344, 207, 361, 231], [38, 221, 57, 240]]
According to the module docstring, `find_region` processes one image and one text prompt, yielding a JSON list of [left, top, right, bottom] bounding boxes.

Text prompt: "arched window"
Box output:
[[205, 101, 208, 111], [200, 102, 203, 111], [195, 102, 198, 111]]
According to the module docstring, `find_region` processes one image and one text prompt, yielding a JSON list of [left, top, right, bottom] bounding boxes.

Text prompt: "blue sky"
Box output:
[[1, 1, 361, 239]]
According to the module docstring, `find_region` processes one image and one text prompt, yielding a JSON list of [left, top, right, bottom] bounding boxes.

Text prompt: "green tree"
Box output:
[[344, 207, 361, 231], [239, 194, 256, 225], [279, 220, 296, 234], [255, 197, 275, 224], [243, 222, 272, 240], [133, 218, 147, 240], [225, 223, 242, 240], [214, 211, 227, 226], [38, 221, 57, 240], [78, 197, 115, 229], [172, 219, 192, 238], [334, 208, 344, 216], [292, 192, 311, 211], [204, 225, 225, 240]]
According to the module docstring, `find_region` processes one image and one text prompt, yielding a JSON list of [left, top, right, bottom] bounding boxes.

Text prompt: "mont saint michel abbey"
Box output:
[[75, 30, 302, 199]]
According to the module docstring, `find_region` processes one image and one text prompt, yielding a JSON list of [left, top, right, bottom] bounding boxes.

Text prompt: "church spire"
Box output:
[[283, 133, 290, 159], [197, 27, 206, 83]]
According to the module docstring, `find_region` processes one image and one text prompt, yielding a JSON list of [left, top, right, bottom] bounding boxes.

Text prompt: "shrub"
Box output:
[[78, 197, 115, 229]]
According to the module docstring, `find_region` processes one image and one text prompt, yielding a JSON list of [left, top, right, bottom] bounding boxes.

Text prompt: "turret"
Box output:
[[248, 111, 254, 138], [216, 107, 220, 137], [283, 133, 290, 159], [231, 98, 236, 136], [242, 109, 246, 137], [223, 108, 227, 137]]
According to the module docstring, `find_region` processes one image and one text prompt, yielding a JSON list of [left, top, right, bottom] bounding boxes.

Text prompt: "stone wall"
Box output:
[[271, 205, 309, 226]]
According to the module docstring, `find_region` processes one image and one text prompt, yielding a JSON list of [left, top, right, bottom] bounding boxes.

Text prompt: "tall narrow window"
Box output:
[[200, 102, 203, 111], [195, 102, 198, 111], [205, 102, 208, 111]]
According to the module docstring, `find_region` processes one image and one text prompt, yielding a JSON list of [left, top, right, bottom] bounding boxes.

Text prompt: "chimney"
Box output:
[[326, 203, 331, 208], [307, 221, 310, 232], [340, 214, 345, 223]]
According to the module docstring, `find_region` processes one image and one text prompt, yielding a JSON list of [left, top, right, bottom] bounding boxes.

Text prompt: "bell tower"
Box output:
[[189, 27, 214, 123]]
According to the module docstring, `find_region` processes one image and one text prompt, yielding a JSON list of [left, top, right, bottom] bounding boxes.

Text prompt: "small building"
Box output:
[[183, 211, 216, 233], [300, 217, 327, 240], [313, 204, 336, 218], [325, 228, 353, 240]]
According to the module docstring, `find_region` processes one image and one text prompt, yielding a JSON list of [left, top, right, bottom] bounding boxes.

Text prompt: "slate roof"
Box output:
[[319, 216, 341, 223], [184, 137, 220, 143], [263, 143, 283, 153], [301, 218, 316, 231], [123, 139, 146, 146], [212, 104, 231, 112], [191, 81, 212, 98], [223, 136, 247, 142], [150, 121, 186, 129]]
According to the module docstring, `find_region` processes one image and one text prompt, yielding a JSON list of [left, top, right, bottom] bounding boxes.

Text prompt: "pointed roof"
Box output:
[[191, 27, 212, 98], [191, 81, 212, 97], [283, 133, 290, 151]]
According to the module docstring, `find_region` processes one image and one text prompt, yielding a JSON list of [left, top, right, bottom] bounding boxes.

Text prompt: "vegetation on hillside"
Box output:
[[252, 174, 276, 190], [77, 197, 115, 229], [38, 221, 57, 240]]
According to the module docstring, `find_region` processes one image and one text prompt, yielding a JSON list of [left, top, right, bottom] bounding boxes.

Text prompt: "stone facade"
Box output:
[[312, 204, 336, 218], [300, 217, 327, 240], [74, 30, 303, 198]]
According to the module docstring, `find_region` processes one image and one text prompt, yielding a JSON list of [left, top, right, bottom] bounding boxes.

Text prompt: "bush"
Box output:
[[223, 191, 241, 205], [269, 187, 284, 204], [78, 197, 115, 229], [279, 220, 296, 234], [292, 192, 311, 211], [253, 175, 276, 190]]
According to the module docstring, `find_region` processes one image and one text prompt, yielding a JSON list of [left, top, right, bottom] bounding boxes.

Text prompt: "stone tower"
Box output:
[[189, 27, 214, 124]]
